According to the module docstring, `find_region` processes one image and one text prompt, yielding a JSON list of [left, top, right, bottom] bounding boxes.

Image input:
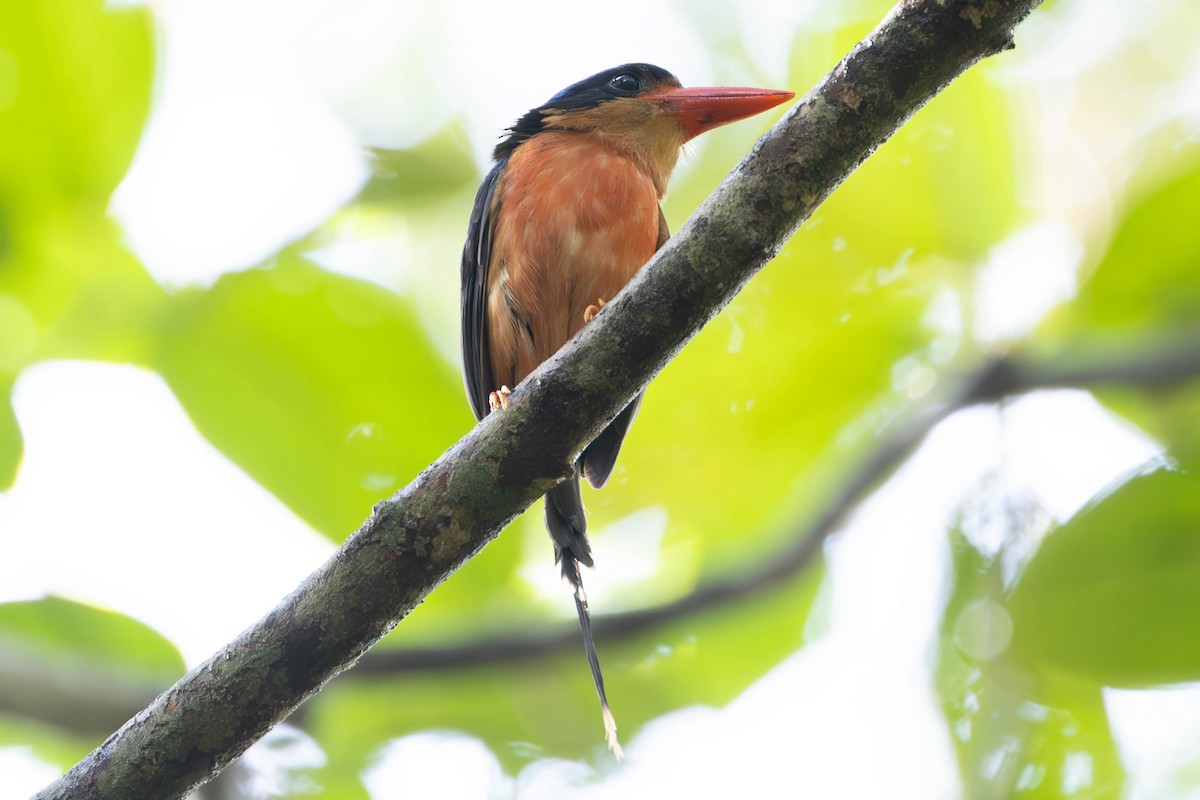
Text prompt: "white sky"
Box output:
[[5, 0, 1200, 796]]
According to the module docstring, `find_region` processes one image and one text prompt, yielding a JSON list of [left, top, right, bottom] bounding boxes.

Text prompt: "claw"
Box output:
[[488, 385, 511, 412], [583, 297, 608, 323]]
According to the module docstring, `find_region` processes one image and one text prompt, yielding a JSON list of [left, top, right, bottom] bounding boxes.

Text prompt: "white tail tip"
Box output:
[[603, 706, 624, 761]]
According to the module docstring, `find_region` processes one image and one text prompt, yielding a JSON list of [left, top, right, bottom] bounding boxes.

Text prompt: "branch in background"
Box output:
[[35, 2, 1043, 798], [350, 333, 1200, 674], [9, 334, 1198, 736], [972, 332, 1200, 398]]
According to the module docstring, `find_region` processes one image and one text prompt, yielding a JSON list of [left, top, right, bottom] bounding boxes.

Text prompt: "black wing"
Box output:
[[461, 160, 506, 422]]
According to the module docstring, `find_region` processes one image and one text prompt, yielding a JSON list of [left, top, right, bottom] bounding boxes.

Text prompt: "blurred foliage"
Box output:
[[2, 0, 1200, 797], [1055, 162, 1200, 332], [1043, 154, 1200, 466], [939, 502, 1125, 799], [0, 596, 184, 768], [1009, 467, 1200, 686], [0, 0, 156, 488], [0, 596, 183, 679], [151, 254, 467, 536], [0, 1, 152, 211], [358, 130, 479, 208]]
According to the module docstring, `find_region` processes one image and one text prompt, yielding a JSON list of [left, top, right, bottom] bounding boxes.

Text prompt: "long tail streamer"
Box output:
[[567, 560, 623, 759]]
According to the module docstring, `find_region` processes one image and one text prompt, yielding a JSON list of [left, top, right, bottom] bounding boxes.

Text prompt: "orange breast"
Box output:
[[487, 132, 661, 389]]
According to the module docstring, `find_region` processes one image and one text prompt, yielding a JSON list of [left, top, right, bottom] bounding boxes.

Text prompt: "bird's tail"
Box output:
[[544, 473, 623, 759], [562, 555, 623, 760], [545, 473, 593, 569]]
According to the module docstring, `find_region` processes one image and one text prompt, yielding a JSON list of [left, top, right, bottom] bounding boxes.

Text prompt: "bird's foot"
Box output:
[[583, 297, 608, 323], [488, 385, 511, 412]]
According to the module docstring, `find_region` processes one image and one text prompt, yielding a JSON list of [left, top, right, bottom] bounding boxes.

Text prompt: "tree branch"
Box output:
[[35, 2, 1043, 797]]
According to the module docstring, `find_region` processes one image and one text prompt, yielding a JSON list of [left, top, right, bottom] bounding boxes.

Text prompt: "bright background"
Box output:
[[3, 0, 1200, 797]]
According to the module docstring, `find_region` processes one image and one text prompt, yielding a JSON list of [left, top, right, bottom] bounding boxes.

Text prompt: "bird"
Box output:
[[460, 63, 793, 757]]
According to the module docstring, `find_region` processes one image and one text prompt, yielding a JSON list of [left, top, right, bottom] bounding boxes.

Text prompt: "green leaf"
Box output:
[[939, 523, 1124, 798], [1008, 468, 1200, 685], [357, 128, 479, 208], [0, 213, 165, 486], [0, 597, 184, 735], [0, 0, 156, 485], [1066, 157, 1200, 331], [1119, 382, 1200, 468], [0, 596, 180, 671], [151, 255, 467, 539], [1039, 157, 1200, 464], [0, 0, 154, 213], [805, 62, 1018, 266], [0, 712, 94, 783], [0, 375, 18, 489]]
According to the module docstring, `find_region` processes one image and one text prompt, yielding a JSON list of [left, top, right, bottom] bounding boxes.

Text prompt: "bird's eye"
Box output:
[[608, 73, 642, 93]]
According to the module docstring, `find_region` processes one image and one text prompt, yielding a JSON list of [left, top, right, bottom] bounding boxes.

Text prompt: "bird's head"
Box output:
[[495, 63, 794, 193]]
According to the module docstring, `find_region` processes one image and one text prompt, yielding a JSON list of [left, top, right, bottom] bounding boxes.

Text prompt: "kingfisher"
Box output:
[[460, 63, 793, 756]]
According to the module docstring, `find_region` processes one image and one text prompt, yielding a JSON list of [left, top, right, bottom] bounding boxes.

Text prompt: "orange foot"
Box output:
[[488, 385, 511, 412], [583, 297, 608, 323]]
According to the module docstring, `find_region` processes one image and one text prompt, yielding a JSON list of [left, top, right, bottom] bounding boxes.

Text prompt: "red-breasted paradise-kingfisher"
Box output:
[[460, 63, 793, 756]]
